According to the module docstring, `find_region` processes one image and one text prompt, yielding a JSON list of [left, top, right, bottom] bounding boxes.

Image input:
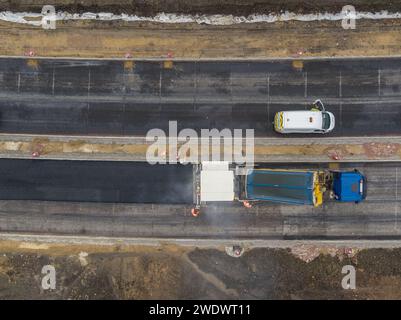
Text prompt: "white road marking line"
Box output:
[[87, 69, 91, 97], [159, 67, 162, 101], [378, 68, 381, 96], [17, 72, 20, 93], [52, 67, 55, 95]]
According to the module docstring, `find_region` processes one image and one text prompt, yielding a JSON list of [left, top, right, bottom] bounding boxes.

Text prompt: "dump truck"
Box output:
[[197, 162, 366, 207]]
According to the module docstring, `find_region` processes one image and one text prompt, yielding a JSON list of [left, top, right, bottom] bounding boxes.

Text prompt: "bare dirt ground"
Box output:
[[1, 18, 400, 59], [0, 0, 399, 15], [1, 240, 401, 299]]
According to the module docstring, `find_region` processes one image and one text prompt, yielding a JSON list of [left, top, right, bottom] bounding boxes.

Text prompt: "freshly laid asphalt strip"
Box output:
[[0, 159, 194, 204], [0, 57, 401, 137]]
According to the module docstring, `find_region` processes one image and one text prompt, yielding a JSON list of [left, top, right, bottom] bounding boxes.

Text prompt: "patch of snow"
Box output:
[[78, 251, 89, 266], [1, 10, 401, 26]]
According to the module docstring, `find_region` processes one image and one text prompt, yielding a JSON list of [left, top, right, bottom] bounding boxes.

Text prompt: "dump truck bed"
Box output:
[[245, 169, 315, 205]]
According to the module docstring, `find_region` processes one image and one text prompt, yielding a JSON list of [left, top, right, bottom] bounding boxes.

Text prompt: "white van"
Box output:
[[274, 100, 335, 134]]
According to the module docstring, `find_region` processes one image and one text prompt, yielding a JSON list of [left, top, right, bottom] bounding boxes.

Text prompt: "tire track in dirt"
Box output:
[[183, 251, 239, 298]]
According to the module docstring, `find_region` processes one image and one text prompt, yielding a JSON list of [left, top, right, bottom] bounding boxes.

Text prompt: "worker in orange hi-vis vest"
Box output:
[[242, 201, 252, 208]]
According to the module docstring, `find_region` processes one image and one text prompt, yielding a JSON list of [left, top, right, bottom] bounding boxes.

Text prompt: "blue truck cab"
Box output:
[[332, 170, 367, 203]]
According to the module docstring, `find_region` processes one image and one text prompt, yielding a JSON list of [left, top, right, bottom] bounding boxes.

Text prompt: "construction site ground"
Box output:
[[1, 240, 401, 299], [1, 0, 399, 16], [1, 18, 401, 59]]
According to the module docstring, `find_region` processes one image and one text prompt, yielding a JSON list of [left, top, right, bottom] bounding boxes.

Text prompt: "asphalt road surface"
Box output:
[[0, 159, 193, 204], [0, 160, 400, 239], [0, 57, 401, 137]]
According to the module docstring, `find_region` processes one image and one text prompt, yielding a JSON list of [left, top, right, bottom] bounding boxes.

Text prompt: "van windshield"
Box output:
[[322, 112, 331, 130]]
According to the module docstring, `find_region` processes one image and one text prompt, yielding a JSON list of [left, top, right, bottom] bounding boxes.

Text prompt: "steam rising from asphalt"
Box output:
[[1, 10, 401, 26]]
